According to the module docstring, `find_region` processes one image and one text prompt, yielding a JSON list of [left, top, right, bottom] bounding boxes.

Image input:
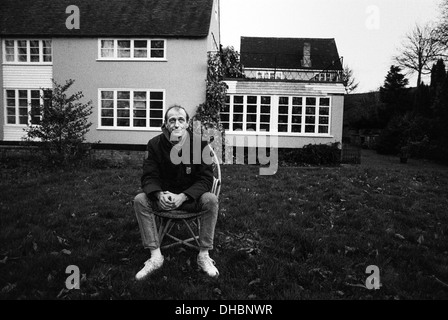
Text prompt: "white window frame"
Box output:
[[97, 89, 165, 131], [97, 39, 167, 61], [4, 89, 44, 126], [317, 97, 331, 135], [2, 39, 52, 65], [223, 95, 273, 134], [223, 94, 332, 137]]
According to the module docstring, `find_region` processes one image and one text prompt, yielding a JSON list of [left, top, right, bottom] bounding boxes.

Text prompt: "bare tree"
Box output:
[[342, 65, 359, 94], [437, 0, 448, 47], [394, 23, 445, 87]]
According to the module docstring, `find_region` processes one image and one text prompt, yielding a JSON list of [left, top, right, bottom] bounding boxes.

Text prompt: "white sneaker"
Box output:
[[135, 256, 164, 281], [197, 254, 219, 278]]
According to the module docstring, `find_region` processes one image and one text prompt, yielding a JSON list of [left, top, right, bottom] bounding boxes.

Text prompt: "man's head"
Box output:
[[164, 105, 189, 142]]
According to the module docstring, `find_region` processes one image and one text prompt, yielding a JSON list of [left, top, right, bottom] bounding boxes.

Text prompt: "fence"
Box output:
[[341, 144, 361, 164]]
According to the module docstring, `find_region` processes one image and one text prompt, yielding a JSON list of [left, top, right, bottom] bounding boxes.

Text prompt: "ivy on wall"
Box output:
[[190, 47, 244, 160], [190, 47, 244, 129]]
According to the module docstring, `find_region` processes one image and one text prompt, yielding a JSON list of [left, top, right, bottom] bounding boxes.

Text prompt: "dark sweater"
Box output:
[[141, 126, 213, 201]]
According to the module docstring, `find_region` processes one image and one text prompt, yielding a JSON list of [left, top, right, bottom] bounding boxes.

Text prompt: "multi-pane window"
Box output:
[[117, 40, 131, 58], [222, 96, 230, 130], [134, 40, 148, 58], [278, 96, 303, 133], [117, 91, 131, 126], [291, 97, 302, 133], [101, 40, 114, 58], [5, 89, 42, 125], [99, 90, 164, 129], [279, 96, 330, 134], [4, 40, 14, 61], [224, 94, 331, 135], [18, 41, 27, 62], [260, 96, 271, 132], [305, 97, 317, 133], [42, 40, 52, 62], [278, 97, 289, 133], [150, 40, 165, 58], [3, 40, 52, 63], [99, 39, 166, 59], [133, 91, 147, 127], [246, 96, 257, 131], [222, 95, 272, 132], [232, 96, 244, 130], [318, 97, 330, 134]]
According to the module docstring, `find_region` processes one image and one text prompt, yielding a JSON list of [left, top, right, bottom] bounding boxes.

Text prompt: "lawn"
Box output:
[[1, 151, 448, 300]]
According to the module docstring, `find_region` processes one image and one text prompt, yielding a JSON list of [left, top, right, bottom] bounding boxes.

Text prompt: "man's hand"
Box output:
[[164, 192, 188, 210], [156, 191, 188, 210], [156, 191, 173, 211]]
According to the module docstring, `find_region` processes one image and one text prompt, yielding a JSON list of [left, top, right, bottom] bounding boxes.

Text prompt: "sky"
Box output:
[[220, 0, 443, 93]]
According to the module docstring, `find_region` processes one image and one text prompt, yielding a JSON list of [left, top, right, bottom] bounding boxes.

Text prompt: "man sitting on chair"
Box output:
[[133, 105, 219, 281]]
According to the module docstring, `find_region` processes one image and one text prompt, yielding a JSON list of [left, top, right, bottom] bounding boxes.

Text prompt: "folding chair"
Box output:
[[153, 146, 221, 251]]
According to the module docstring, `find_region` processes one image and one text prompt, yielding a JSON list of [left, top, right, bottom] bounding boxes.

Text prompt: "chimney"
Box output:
[[301, 42, 311, 68]]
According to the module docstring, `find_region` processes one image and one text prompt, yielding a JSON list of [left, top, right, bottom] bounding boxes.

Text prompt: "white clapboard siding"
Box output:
[[2, 65, 53, 88], [3, 126, 27, 141], [224, 80, 345, 96]]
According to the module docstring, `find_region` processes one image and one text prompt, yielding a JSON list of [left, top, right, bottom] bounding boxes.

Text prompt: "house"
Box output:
[[223, 36, 345, 149], [0, 0, 220, 145]]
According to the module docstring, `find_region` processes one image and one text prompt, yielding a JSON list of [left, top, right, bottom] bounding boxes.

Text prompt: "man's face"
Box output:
[[166, 108, 188, 142]]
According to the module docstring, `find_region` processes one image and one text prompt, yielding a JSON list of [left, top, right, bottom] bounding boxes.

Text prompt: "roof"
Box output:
[[0, 0, 214, 37], [240, 37, 343, 71]]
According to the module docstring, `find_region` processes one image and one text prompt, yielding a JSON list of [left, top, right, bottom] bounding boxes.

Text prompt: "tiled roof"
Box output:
[[0, 0, 214, 37], [240, 37, 343, 71]]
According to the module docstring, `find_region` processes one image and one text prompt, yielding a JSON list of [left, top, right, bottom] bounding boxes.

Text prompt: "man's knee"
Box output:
[[200, 192, 218, 209], [134, 192, 149, 207]]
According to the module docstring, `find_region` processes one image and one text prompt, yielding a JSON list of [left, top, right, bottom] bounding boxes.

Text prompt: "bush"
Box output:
[[425, 138, 448, 165], [24, 79, 93, 165], [278, 143, 341, 166], [375, 115, 407, 155]]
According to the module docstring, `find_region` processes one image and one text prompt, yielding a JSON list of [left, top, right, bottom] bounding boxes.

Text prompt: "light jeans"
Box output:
[[133, 192, 218, 250]]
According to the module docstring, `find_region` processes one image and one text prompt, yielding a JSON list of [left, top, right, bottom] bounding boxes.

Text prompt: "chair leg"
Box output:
[[182, 218, 200, 248], [158, 218, 174, 244], [163, 233, 199, 250], [156, 217, 202, 251]]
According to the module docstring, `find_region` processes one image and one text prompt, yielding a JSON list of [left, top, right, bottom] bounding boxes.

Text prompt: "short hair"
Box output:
[[164, 105, 190, 123]]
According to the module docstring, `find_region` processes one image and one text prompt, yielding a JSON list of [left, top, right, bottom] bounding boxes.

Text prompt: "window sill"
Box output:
[[224, 131, 334, 138], [96, 58, 167, 62], [2, 62, 53, 66], [97, 127, 162, 131], [4, 124, 28, 127]]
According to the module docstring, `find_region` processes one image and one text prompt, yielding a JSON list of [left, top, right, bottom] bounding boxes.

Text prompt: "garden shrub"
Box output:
[[24, 79, 93, 165], [278, 143, 341, 166]]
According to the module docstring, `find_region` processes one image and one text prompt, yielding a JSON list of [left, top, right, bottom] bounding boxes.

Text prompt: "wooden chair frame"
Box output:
[[154, 146, 221, 251]]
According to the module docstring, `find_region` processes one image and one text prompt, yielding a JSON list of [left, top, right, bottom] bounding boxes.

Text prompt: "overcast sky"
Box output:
[[220, 0, 442, 93]]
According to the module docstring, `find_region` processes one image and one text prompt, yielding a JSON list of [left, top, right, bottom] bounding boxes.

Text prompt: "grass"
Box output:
[[1, 151, 448, 300]]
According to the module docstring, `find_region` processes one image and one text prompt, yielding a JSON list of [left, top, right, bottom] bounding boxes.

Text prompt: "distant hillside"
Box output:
[[344, 91, 382, 129], [344, 87, 418, 130]]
